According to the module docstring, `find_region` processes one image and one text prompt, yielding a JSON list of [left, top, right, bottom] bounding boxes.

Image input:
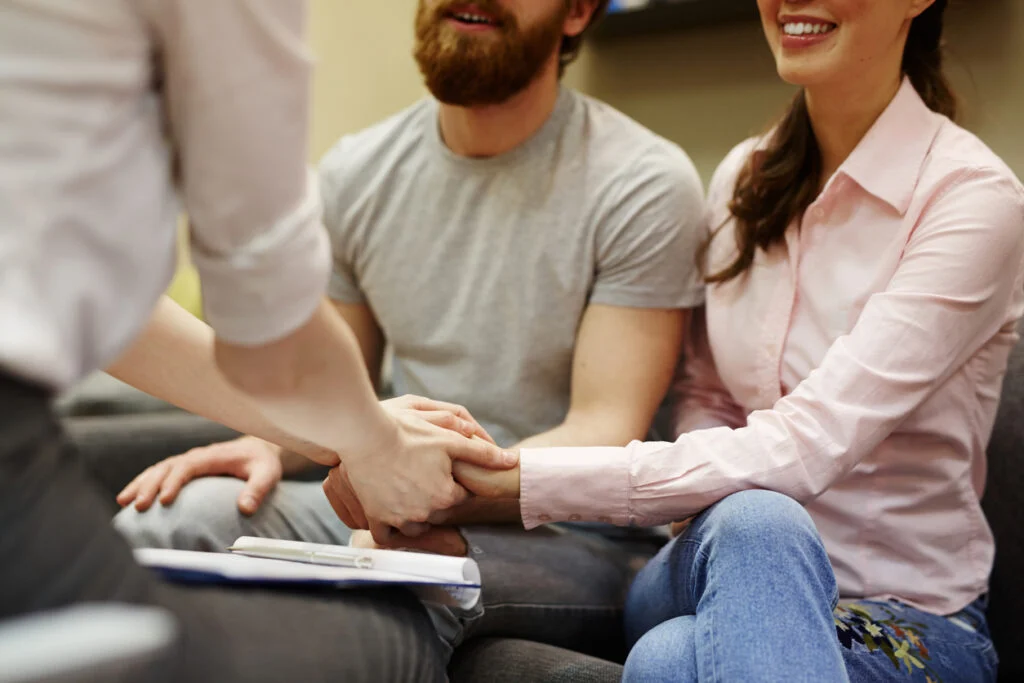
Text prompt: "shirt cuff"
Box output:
[[194, 170, 331, 345], [519, 446, 632, 529]]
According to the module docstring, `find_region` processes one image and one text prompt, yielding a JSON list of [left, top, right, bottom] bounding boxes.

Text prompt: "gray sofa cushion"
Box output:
[[55, 373, 175, 418]]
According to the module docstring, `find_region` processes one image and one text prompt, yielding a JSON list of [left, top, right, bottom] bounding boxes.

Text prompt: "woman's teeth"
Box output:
[[783, 22, 836, 36]]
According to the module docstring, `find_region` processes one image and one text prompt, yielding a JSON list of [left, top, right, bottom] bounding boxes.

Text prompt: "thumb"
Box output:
[[237, 463, 280, 516]]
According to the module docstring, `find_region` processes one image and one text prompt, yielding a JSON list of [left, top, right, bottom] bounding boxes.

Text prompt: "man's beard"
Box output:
[[414, 0, 568, 107]]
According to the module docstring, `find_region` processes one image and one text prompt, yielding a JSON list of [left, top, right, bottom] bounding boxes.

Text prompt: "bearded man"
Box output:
[[115, 0, 706, 666]]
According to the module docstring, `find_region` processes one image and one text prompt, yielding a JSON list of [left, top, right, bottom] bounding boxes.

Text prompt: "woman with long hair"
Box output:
[[455, 0, 1023, 679]]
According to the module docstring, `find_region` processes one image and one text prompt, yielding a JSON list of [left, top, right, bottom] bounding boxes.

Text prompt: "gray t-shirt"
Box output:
[[321, 88, 705, 448]]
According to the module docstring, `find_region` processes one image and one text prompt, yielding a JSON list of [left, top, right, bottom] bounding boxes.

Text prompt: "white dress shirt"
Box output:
[[0, 0, 330, 389]]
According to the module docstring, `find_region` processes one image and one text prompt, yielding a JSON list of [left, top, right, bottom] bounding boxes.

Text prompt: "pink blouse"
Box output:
[[519, 79, 1024, 615]]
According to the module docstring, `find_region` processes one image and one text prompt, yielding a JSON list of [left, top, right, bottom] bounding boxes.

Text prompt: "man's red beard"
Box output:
[[414, 0, 568, 107]]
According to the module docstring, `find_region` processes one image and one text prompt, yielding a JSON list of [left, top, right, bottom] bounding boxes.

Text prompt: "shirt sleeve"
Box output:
[[318, 140, 368, 305], [520, 167, 1024, 529], [149, 0, 330, 345], [589, 144, 706, 310]]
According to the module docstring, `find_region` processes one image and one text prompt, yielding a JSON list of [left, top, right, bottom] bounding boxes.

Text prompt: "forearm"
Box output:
[[212, 299, 395, 464], [108, 296, 338, 465], [516, 413, 645, 450]]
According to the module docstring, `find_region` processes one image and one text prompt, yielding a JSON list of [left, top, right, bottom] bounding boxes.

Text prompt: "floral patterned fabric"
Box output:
[[834, 599, 996, 682]]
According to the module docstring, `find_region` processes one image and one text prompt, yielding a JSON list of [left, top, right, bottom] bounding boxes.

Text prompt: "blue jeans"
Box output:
[[623, 490, 998, 682]]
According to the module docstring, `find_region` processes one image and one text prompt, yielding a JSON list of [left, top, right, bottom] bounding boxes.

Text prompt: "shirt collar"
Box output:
[[836, 77, 945, 215]]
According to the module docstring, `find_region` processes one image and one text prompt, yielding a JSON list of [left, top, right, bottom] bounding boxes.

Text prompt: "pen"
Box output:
[[227, 546, 375, 570]]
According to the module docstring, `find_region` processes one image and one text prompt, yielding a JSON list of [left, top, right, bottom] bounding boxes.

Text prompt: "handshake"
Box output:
[[118, 395, 521, 553], [320, 395, 521, 548]]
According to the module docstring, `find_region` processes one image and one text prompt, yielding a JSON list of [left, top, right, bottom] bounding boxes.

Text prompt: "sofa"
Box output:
[[51, 343, 1024, 681]]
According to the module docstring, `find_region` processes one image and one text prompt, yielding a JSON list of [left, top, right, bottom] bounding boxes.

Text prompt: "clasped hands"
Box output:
[[323, 395, 521, 553]]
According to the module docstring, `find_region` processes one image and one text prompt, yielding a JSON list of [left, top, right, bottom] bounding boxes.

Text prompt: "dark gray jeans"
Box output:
[[0, 375, 447, 683]]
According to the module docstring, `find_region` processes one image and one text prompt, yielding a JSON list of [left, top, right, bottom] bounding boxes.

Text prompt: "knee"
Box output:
[[624, 618, 697, 683], [113, 477, 246, 551], [703, 490, 820, 551]]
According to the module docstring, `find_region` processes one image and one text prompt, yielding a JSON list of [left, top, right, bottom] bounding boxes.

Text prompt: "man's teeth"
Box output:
[[783, 22, 836, 36], [453, 12, 493, 24]]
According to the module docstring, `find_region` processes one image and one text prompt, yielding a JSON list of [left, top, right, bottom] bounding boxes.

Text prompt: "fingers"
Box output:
[[428, 401, 497, 445], [446, 433, 519, 471], [116, 469, 149, 507], [395, 395, 498, 445], [130, 464, 171, 512], [416, 410, 485, 442], [322, 469, 362, 529], [378, 526, 469, 557], [369, 520, 395, 546], [452, 460, 519, 498], [669, 518, 694, 537], [335, 465, 368, 530], [396, 521, 432, 538], [236, 461, 281, 516], [349, 529, 377, 550], [157, 460, 199, 507]]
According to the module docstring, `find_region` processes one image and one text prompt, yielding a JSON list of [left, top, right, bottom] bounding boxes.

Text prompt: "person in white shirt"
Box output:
[[0, 1, 512, 680]]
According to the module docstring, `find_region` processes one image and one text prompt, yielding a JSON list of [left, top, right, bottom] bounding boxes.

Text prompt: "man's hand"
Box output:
[[350, 527, 468, 557], [116, 436, 283, 515], [327, 396, 516, 542]]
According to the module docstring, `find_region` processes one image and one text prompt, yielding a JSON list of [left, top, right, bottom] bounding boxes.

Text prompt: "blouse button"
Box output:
[[538, 514, 552, 523], [568, 514, 582, 522]]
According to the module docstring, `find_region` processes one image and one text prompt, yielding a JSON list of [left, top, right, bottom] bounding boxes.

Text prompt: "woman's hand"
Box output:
[[451, 458, 521, 499]]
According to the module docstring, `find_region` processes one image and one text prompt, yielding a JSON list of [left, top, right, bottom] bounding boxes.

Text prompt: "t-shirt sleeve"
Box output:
[[590, 143, 707, 310], [318, 140, 368, 305]]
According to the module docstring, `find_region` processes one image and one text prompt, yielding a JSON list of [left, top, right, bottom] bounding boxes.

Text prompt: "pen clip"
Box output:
[[311, 550, 374, 570]]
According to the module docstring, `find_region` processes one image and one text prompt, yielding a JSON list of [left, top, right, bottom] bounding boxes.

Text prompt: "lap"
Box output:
[[114, 478, 349, 551], [156, 581, 447, 683], [462, 524, 662, 661]]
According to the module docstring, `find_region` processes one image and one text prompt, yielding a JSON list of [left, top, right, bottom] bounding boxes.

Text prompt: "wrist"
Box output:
[[338, 403, 400, 464]]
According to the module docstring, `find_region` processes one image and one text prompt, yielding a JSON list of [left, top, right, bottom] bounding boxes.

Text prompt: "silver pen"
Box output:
[[227, 546, 375, 570]]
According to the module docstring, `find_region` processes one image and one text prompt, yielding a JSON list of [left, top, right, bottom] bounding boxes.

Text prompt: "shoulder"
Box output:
[[915, 120, 1024, 235], [570, 92, 703, 207], [708, 137, 760, 207], [318, 99, 434, 196], [920, 120, 1023, 199]]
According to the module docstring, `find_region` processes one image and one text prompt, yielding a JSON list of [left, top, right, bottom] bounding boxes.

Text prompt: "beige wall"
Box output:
[[309, 0, 1023, 181]]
